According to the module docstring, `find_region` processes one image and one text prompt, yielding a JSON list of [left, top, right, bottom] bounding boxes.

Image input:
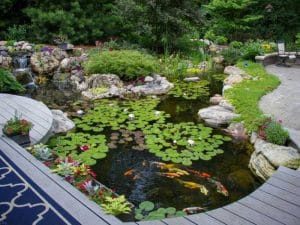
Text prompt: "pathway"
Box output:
[[260, 65, 300, 148]]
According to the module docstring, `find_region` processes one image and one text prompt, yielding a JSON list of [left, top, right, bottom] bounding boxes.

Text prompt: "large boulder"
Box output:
[[51, 110, 75, 133], [224, 74, 244, 86], [86, 74, 123, 89], [198, 105, 239, 128], [224, 66, 245, 76], [249, 138, 300, 180], [130, 74, 173, 95], [31, 52, 59, 75]]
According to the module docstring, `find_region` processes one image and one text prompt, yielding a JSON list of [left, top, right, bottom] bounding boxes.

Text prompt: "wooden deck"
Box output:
[[0, 94, 300, 225], [0, 93, 53, 144]]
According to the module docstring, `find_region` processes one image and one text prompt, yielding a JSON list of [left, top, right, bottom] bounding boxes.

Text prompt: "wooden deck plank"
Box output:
[[206, 208, 254, 225], [251, 189, 300, 218], [267, 176, 300, 196], [0, 96, 52, 125], [278, 166, 300, 178], [260, 183, 300, 206], [225, 202, 283, 225], [187, 213, 225, 225], [1, 94, 52, 117], [0, 100, 51, 131], [272, 171, 300, 187], [137, 221, 166, 225], [239, 196, 300, 225], [163, 217, 195, 225]]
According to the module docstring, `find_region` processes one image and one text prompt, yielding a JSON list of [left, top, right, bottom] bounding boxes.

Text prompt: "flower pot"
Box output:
[[8, 134, 31, 147]]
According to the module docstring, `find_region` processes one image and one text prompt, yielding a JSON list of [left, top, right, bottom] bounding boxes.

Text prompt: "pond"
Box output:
[[36, 72, 260, 222]]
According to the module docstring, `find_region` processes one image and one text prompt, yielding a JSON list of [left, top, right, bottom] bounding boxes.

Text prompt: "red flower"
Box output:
[[65, 175, 74, 183], [80, 145, 90, 152], [43, 161, 52, 167], [89, 170, 97, 178]]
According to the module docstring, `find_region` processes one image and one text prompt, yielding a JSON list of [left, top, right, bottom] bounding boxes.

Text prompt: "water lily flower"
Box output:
[[80, 145, 90, 151], [173, 140, 177, 144], [123, 108, 128, 112], [128, 113, 135, 120], [155, 111, 161, 116], [77, 110, 84, 115], [188, 139, 195, 146]]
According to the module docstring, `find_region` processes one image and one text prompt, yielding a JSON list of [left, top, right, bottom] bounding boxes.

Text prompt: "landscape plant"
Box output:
[[3, 112, 33, 136], [0, 69, 25, 94], [265, 121, 289, 145], [84, 50, 158, 80]]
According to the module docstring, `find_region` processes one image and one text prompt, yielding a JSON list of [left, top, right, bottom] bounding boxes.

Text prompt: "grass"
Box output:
[[224, 61, 280, 133]]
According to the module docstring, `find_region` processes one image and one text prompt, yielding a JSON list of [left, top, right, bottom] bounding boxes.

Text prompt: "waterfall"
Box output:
[[16, 56, 28, 69], [13, 54, 36, 90]]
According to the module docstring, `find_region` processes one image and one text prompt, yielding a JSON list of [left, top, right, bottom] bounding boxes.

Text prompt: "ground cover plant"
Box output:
[[224, 61, 280, 132]]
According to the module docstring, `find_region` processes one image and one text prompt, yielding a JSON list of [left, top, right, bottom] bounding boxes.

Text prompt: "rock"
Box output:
[[224, 74, 244, 86], [226, 123, 248, 141], [0, 51, 8, 57], [51, 110, 75, 133], [13, 68, 34, 85], [0, 55, 12, 68], [184, 77, 200, 82], [209, 94, 224, 105], [222, 85, 233, 95], [144, 76, 154, 83], [30, 52, 60, 75], [86, 74, 123, 89], [219, 99, 235, 111], [0, 41, 7, 46], [0, 46, 8, 51], [224, 66, 245, 76], [52, 48, 68, 61], [67, 43, 74, 49], [227, 169, 255, 192], [60, 58, 70, 70], [213, 56, 224, 64], [198, 105, 239, 128], [249, 138, 300, 180], [130, 74, 173, 95]]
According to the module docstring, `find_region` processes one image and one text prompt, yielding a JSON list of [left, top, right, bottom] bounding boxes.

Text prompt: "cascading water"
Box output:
[[13, 55, 36, 89]]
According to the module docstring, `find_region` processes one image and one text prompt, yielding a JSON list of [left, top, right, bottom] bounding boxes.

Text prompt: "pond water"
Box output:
[[35, 72, 260, 222]]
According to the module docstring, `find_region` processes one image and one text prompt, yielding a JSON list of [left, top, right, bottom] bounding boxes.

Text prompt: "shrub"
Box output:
[[295, 33, 300, 49], [221, 47, 242, 65], [0, 69, 25, 94], [265, 121, 289, 145], [215, 35, 228, 45], [6, 25, 27, 41], [84, 50, 158, 80], [241, 41, 263, 60], [159, 54, 189, 80], [229, 41, 243, 49]]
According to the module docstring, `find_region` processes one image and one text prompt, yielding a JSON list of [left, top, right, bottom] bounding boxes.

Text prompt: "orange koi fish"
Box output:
[[160, 172, 182, 178], [216, 182, 229, 197], [124, 169, 135, 176], [176, 179, 209, 195], [186, 169, 211, 179]]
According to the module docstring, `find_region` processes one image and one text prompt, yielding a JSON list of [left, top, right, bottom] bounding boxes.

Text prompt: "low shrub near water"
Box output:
[[84, 50, 158, 80], [0, 69, 25, 94], [265, 121, 289, 145]]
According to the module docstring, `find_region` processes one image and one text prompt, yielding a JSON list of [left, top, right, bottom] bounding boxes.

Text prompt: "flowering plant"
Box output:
[[3, 112, 33, 136]]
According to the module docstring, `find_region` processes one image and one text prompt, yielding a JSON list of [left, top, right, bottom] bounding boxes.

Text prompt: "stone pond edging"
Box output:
[[198, 65, 300, 181]]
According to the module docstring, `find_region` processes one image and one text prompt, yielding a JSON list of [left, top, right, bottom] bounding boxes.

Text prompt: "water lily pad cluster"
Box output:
[[168, 80, 210, 100], [48, 132, 108, 165], [143, 122, 231, 166], [135, 201, 186, 221], [108, 129, 147, 151], [73, 98, 170, 132]]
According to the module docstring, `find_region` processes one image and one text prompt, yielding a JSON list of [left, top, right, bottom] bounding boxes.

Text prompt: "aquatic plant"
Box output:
[[144, 122, 231, 166], [73, 98, 170, 132], [168, 80, 210, 100], [101, 195, 132, 215], [135, 201, 186, 221], [48, 133, 108, 165]]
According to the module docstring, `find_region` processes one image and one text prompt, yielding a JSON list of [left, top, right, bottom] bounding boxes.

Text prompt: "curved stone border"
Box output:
[[0, 93, 53, 144]]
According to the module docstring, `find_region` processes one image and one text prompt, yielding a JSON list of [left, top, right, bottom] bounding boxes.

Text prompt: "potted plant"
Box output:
[[2, 112, 33, 146]]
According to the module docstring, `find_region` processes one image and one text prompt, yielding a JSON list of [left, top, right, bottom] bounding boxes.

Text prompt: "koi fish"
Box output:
[[176, 179, 209, 195], [124, 169, 135, 176], [133, 174, 140, 180], [216, 182, 229, 197], [160, 172, 182, 178], [152, 162, 190, 176], [186, 169, 211, 179], [183, 207, 207, 215]]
